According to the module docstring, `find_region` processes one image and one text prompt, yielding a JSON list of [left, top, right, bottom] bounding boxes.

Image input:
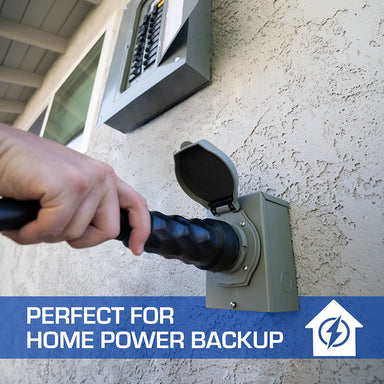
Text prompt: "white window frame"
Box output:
[[25, 12, 121, 154]]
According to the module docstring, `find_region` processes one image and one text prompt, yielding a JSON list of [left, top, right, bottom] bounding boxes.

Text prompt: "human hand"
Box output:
[[0, 125, 150, 253]]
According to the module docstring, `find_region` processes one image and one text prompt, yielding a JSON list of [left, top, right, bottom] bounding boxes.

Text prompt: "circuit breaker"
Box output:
[[98, 0, 211, 132]]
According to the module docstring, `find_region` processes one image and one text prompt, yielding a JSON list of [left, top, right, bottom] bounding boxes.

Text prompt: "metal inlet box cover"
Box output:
[[174, 140, 240, 213]]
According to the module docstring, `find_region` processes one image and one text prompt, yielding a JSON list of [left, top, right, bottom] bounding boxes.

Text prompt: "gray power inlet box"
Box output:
[[174, 141, 299, 312], [98, 0, 211, 132]]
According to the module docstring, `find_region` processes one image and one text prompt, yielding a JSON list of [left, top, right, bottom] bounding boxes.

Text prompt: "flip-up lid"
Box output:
[[174, 140, 239, 214]]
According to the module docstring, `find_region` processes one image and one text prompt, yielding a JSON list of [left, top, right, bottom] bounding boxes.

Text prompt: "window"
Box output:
[[42, 36, 104, 146], [28, 108, 47, 136]]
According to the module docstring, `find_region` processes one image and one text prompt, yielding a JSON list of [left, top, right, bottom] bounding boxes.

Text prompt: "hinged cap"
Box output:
[[174, 140, 240, 214]]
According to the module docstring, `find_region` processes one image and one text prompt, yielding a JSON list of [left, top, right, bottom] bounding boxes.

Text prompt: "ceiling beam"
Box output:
[[0, 66, 44, 88], [83, 0, 102, 4], [0, 99, 26, 114], [0, 17, 68, 53]]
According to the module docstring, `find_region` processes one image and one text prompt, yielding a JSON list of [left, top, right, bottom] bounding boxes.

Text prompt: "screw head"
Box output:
[[240, 221, 246, 227], [230, 301, 237, 309], [175, 56, 181, 63], [242, 265, 248, 271]]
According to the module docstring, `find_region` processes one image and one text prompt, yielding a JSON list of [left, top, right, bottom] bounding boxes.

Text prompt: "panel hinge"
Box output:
[[209, 198, 239, 215]]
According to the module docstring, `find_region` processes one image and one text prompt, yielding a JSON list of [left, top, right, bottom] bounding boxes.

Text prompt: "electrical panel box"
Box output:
[[98, 0, 211, 133]]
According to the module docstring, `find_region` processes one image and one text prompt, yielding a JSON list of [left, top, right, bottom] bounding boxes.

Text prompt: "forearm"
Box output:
[[0, 124, 150, 251]]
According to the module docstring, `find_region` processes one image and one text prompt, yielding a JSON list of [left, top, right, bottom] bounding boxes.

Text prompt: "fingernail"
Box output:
[[137, 244, 144, 255]]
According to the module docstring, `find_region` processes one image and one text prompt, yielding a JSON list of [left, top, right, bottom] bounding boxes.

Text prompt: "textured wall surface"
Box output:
[[0, 0, 383, 382]]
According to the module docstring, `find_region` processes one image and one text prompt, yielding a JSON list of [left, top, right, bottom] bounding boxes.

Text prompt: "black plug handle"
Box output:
[[0, 198, 40, 230], [117, 210, 239, 272], [0, 198, 240, 272]]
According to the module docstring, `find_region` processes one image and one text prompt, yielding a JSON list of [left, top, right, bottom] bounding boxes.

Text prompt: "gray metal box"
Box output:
[[206, 192, 299, 312], [98, 0, 211, 133]]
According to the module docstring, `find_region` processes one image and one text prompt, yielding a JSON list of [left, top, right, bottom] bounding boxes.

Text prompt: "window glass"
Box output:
[[28, 108, 47, 135], [43, 36, 104, 145]]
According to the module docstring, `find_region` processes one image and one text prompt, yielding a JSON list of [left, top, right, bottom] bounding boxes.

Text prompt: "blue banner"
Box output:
[[0, 296, 382, 359]]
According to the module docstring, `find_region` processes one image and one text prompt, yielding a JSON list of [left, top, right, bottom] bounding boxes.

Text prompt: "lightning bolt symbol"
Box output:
[[326, 316, 343, 349]]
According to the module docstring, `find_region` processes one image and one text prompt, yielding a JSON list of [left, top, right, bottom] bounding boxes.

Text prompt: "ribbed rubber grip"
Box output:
[[117, 211, 240, 272], [0, 198, 240, 272]]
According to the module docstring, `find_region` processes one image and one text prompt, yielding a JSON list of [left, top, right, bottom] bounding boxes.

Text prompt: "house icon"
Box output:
[[305, 299, 363, 357]]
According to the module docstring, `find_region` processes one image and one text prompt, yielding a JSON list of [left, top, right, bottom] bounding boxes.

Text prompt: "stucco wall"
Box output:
[[1, 0, 383, 382]]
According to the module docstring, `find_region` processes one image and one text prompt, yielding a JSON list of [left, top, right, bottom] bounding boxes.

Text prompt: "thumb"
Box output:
[[117, 178, 150, 255]]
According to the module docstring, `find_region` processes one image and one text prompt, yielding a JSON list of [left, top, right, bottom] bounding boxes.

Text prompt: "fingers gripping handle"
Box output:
[[0, 198, 240, 273]]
